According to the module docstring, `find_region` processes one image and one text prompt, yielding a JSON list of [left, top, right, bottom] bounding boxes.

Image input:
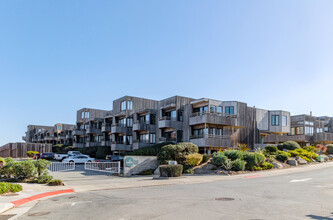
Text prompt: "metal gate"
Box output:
[[84, 162, 121, 174], [47, 162, 75, 172]]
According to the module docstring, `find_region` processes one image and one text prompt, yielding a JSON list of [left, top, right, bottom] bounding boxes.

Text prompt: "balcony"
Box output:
[[190, 134, 234, 148], [101, 125, 111, 133], [101, 141, 111, 146], [22, 136, 26, 141], [85, 142, 100, 147], [111, 142, 132, 151], [132, 141, 154, 150], [189, 112, 237, 126], [66, 134, 73, 139], [159, 137, 177, 143], [158, 117, 183, 129], [45, 136, 55, 141], [133, 122, 156, 131], [263, 134, 312, 144], [111, 124, 132, 134], [313, 133, 333, 143], [86, 127, 102, 135], [73, 143, 84, 148], [73, 129, 85, 136], [32, 138, 38, 142]]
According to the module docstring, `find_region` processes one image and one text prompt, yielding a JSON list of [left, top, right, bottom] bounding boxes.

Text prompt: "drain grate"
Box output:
[[215, 197, 235, 201], [27, 212, 51, 217]]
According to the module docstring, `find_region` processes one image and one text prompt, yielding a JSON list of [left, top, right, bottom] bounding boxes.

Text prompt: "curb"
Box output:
[[0, 203, 14, 214]]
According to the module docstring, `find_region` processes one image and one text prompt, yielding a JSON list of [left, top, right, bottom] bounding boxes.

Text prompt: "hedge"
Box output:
[[0, 182, 22, 194], [27, 151, 39, 157], [159, 165, 183, 177], [157, 143, 198, 164], [185, 153, 203, 167], [127, 142, 173, 156], [278, 141, 301, 150]]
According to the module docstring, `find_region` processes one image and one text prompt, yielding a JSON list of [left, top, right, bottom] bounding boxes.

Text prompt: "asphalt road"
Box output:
[[18, 165, 333, 220]]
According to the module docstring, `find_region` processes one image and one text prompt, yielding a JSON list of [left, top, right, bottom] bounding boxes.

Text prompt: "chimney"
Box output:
[[310, 111, 312, 116]]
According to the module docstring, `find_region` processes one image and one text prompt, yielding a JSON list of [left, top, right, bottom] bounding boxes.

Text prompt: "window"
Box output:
[[149, 134, 156, 144], [225, 106, 234, 115], [282, 116, 287, 127], [170, 111, 177, 120], [193, 106, 209, 114], [57, 125, 62, 131], [121, 101, 126, 111], [216, 106, 222, 113], [210, 105, 216, 112], [81, 112, 85, 119], [145, 114, 150, 124], [126, 118, 133, 127], [305, 121, 314, 126], [119, 118, 126, 127], [150, 114, 156, 125], [140, 134, 149, 143], [85, 112, 90, 118], [290, 127, 295, 135], [305, 126, 314, 135], [178, 111, 183, 122], [296, 127, 304, 135], [271, 115, 279, 126], [325, 127, 329, 132], [127, 101, 133, 110], [317, 128, 323, 133], [127, 136, 132, 145]]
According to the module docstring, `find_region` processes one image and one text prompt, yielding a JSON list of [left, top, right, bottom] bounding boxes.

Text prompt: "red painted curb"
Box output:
[[244, 174, 262, 179], [10, 189, 74, 207]]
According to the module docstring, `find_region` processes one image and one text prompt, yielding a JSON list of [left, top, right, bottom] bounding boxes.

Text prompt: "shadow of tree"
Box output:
[[306, 215, 333, 220]]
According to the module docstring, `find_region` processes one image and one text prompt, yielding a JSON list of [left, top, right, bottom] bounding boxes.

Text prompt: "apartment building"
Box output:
[[23, 95, 333, 154]]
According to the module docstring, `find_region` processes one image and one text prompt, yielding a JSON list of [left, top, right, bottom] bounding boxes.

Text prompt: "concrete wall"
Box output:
[[123, 156, 158, 177], [0, 143, 52, 158]]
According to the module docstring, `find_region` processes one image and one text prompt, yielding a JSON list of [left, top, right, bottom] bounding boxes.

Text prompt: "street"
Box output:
[[18, 164, 333, 220]]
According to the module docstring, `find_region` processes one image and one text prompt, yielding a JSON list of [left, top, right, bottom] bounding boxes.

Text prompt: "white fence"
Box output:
[[48, 162, 75, 172], [84, 162, 121, 174]]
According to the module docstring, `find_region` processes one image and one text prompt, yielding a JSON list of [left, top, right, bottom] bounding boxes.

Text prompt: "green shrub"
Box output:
[[326, 144, 333, 154], [33, 171, 53, 184], [27, 151, 39, 157], [185, 153, 203, 167], [278, 141, 301, 150], [184, 168, 194, 174], [264, 146, 278, 155], [276, 152, 290, 162], [157, 143, 198, 164], [0, 182, 22, 194], [159, 165, 183, 177], [243, 152, 265, 170], [266, 154, 276, 162], [96, 146, 111, 159], [48, 179, 63, 186], [303, 145, 315, 152], [211, 152, 228, 167], [253, 166, 262, 171], [127, 142, 172, 156], [231, 159, 246, 171], [32, 159, 51, 176], [14, 160, 37, 180], [288, 150, 300, 157], [202, 154, 210, 163], [300, 156, 312, 163], [262, 162, 273, 170], [224, 150, 243, 161], [1, 159, 17, 179], [138, 169, 154, 175]]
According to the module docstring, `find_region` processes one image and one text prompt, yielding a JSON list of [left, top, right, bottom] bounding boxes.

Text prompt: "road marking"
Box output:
[[245, 175, 262, 179], [290, 178, 312, 183], [71, 201, 92, 206]]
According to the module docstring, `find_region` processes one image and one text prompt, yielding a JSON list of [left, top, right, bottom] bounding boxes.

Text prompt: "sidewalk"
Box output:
[[0, 183, 73, 214]]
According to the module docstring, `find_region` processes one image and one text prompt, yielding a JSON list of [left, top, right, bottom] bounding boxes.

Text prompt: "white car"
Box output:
[[62, 155, 94, 163]]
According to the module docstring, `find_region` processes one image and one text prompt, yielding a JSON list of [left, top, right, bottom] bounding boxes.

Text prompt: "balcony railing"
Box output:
[[190, 111, 236, 118], [190, 134, 230, 139], [159, 116, 178, 121], [159, 137, 177, 142]]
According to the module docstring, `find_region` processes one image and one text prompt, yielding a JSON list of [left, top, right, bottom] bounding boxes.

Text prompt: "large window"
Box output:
[[216, 106, 222, 113], [81, 111, 90, 119], [271, 115, 279, 126], [119, 118, 126, 127], [121, 101, 133, 111], [296, 127, 304, 135], [317, 128, 323, 133], [149, 134, 156, 144], [290, 127, 295, 135], [140, 134, 149, 143], [225, 106, 234, 115], [282, 116, 287, 127], [126, 118, 133, 127], [210, 105, 216, 112], [305, 126, 314, 135], [193, 106, 209, 114]]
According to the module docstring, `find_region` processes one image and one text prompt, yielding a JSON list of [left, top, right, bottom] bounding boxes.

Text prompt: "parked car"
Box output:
[[33, 153, 40, 160], [106, 155, 124, 162], [40, 152, 55, 160], [67, 151, 83, 156], [54, 153, 68, 161], [55, 151, 88, 161], [62, 155, 95, 163]]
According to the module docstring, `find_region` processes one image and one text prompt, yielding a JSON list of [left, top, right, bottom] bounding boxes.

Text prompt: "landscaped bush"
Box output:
[[237, 144, 249, 152], [96, 146, 111, 159], [262, 162, 273, 170], [243, 152, 265, 170], [231, 159, 246, 171], [159, 165, 183, 177], [127, 142, 172, 156], [224, 150, 243, 161], [253, 166, 262, 171], [27, 151, 39, 157], [185, 153, 203, 167], [184, 168, 194, 174], [138, 169, 154, 175], [157, 143, 198, 164], [264, 146, 278, 155], [278, 141, 301, 150], [211, 152, 228, 167], [276, 151, 290, 162], [300, 156, 312, 163], [202, 154, 210, 163], [325, 144, 333, 154], [303, 145, 315, 152], [0, 157, 5, 167], [48, 179, 63, 186], [14, 160, 37, 180], [288, 148, 318, 161], [0, 182, 22, 194], [33, 172, 53, 184], [315, 144, 327, 154], [33, 159, 51, 176]]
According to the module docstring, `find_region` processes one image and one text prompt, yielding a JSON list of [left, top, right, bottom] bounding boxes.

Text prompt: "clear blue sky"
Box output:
[[1, 1, 333, 146]]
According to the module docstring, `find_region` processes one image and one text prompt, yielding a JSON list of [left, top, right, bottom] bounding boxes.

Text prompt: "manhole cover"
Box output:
[[27, 212, 51, 217], [215, 197, 235, 201], [1, 193, 19, 197]]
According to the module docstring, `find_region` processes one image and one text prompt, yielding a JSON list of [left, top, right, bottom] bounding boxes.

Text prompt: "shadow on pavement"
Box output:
[[306, 215, 333, 220]]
